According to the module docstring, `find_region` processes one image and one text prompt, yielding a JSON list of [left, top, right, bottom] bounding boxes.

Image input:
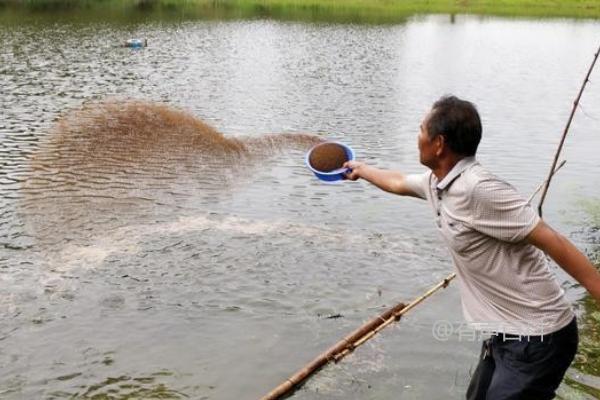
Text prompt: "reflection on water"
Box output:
[[47, 370, 186, 400]]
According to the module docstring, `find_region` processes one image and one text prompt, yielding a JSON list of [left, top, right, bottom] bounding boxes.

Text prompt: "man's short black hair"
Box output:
[[426, 95, 482, 156]]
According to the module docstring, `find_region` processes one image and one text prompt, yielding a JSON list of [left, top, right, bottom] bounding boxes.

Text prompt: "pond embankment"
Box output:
[[2, 0, 600, 23]]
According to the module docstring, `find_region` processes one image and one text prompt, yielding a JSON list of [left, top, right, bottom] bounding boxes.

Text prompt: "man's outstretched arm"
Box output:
[[343, 161, 422, 198], [526, 220, 600, 305]]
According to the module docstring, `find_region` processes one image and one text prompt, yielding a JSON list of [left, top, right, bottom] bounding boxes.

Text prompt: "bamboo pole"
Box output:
[[334, 273, 455, 361], [260, 273, 456, 400], [537, 44, 600, 217]]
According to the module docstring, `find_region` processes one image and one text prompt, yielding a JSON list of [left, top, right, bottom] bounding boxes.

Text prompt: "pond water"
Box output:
[[1, 13, 600, 399]]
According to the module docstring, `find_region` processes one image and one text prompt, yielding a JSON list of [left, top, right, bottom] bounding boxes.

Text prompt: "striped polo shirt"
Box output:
[[405, 157, 574, 336]]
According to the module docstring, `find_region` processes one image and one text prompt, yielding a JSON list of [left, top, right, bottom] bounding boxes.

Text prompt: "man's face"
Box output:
[[418, 111, 438, 168]]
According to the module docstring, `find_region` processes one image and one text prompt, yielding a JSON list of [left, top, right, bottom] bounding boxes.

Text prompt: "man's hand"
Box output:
[[526, 220, 600, 305], [343, 160, 364, 181]]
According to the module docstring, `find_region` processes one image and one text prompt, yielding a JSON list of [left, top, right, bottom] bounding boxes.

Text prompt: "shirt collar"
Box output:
[[436, 156, 477, 191]]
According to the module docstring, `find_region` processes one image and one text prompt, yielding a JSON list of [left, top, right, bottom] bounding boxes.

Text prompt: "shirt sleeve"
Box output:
[[469, 178, 540, 243], [403, 171, 431, 200]]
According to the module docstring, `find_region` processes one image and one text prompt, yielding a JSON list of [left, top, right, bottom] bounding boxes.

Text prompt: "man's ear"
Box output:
[[435, 134, 445, 157]]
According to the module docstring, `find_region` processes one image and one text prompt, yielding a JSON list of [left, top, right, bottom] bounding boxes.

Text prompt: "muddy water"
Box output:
[[1, 15, 600, 400]]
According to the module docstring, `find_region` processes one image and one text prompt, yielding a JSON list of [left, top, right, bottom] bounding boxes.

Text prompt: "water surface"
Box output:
[[1, 14, 600, 399]]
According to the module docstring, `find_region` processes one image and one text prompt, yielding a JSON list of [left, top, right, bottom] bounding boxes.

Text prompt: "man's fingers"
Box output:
[[344, 169, 359, 181], [343, 160, 361, 180], [344, 160, 360, 169]]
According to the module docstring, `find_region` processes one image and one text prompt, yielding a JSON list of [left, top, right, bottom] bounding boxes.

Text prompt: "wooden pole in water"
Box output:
[[537, 44, 600, 217], [334, 272, 455, 361], [260, 273, 455, 400]]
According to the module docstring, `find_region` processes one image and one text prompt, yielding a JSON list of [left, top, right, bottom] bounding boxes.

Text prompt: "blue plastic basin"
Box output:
[[305, 142, 355, 182]]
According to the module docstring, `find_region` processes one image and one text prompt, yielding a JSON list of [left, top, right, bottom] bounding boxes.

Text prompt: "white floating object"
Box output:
[[124, 38, 147, 48]]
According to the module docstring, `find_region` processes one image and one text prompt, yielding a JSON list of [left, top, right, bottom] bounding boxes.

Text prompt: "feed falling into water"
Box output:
[[23, 99, 324, 242], [35, 99, 323, 165]]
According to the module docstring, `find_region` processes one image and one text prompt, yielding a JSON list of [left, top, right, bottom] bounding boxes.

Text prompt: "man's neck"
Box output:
[[431, 154, 464, 181]]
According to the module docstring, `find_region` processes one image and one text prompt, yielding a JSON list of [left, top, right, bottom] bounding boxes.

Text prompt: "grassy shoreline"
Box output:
[[560, 294, 600, 399], [564, 200, 600, 397], [2, 0, 600, 23]]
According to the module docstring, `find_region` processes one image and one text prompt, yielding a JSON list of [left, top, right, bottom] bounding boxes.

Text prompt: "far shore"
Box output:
[[1, 0, 600, 23]]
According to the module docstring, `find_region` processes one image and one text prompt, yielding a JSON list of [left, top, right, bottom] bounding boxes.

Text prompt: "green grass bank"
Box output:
[[560, 199, 600, 398], [2, 0, 600, 23]]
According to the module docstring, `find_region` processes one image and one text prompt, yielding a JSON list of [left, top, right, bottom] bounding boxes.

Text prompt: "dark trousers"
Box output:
[[466, 317, 578, 400]]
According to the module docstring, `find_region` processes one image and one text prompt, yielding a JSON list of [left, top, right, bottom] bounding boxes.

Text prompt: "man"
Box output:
[[343, 95, 600, 400]]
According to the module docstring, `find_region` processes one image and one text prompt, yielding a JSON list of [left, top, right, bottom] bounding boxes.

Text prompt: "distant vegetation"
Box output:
[[1, 0, 600, 23]]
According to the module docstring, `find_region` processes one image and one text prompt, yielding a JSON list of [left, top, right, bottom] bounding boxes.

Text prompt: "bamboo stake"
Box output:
[[260, 273, 456, 400], [537, 44, 600, 217]]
